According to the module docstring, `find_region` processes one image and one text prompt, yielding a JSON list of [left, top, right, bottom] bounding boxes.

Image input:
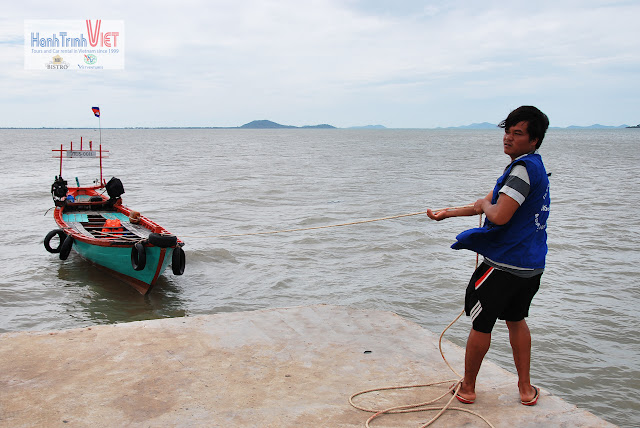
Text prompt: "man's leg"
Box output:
[[459, 328, 491, 401], [506, 319, 537, 402]]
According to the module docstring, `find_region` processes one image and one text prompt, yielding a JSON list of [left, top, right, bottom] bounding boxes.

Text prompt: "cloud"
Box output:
[[1, 0, 639, 127]]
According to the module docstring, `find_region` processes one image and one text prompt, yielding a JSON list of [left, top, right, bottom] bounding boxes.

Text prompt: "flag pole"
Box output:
[[92, 106, 102, 144], [98, 106, 102, 145]]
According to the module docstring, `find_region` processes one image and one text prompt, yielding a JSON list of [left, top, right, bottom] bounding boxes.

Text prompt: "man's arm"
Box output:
[[474, 193, 520, 225], [475, 163, 531, 225], [427, 191, 493, 221]]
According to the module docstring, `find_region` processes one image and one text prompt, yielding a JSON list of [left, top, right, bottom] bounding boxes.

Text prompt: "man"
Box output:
[[427, 105, 550, 406]]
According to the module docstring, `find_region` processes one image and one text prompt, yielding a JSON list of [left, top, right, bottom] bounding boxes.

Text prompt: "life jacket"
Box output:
[[102, 219, 124, 234], [451, 153, 550, 269]]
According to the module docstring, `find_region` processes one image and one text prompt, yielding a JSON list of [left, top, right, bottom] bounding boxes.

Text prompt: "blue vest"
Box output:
[[451, 153, 550, 269]]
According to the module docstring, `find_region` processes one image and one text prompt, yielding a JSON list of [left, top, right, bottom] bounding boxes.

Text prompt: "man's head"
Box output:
[[499, 106, 549, 149]]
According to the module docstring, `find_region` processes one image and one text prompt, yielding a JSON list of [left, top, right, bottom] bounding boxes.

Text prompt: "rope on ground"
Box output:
[[180, 204, 474, 239], [348, 214, 495, 427], [348, 308, 493, 428], [348, 379, 493, 428]]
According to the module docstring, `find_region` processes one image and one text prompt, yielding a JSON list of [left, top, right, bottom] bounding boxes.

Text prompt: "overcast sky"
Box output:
[[1, 0, 639, 128]]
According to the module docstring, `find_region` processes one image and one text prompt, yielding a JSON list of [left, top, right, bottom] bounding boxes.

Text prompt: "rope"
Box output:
[[348, 380, 494, 428], [349, 214, 495, 427], [91, 230, 141, 242], [181, 204, 474, 239]]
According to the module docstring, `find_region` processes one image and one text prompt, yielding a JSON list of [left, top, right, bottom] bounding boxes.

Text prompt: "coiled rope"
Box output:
[[348, 214, 495, 427], [348, 308, 493, 427]]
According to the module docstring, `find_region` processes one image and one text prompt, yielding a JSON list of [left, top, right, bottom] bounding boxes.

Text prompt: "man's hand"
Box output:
[[474, 198, 489, 215], [426, 208, 449, 221]]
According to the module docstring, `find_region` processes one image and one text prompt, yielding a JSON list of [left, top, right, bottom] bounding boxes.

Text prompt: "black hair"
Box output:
[[498, 106, 549, 149]]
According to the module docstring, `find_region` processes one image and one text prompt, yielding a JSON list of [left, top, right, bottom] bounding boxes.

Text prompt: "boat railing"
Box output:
[[52, 138, 109, 186]]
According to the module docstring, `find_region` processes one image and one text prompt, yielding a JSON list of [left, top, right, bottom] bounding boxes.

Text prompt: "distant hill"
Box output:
[[452, 122, 497, 130], [301, 124, 336, 129], [5, 119, 636, 130], [240, 120, 295, 129], [239, 120, 336, 129], [348, 125, 387, 129], [235, 121, 634, 130], [565, 124, 629, 129]]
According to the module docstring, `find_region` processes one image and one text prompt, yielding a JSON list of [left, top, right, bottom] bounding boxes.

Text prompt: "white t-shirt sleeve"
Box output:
[[499, 164, 530, 205]]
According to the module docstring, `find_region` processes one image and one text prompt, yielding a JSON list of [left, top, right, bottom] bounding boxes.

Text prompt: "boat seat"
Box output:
[[119, 221, 151, 239], [62, 213, 90, 223]]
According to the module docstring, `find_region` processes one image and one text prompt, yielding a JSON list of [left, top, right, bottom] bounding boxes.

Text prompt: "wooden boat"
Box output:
[[44, 139, 185, 294]]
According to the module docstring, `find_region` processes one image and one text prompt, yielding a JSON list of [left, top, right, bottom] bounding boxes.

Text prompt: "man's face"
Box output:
[[503, 121, 538, 161]]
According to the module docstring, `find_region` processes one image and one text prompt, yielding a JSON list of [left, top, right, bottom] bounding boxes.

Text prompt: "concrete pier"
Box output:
[[0, 305, 615, 427]]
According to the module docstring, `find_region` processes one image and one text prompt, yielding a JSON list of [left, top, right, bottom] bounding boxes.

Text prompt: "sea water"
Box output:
[[0, 128, 638, 427]]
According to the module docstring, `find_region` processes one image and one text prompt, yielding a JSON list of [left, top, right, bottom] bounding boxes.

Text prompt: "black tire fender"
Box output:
[[131, 242, 147, 271], [44, 229, 66, 253], [171, 246, 185, 276], [148, 233, 178, 248], [59, 235, 74, 260]]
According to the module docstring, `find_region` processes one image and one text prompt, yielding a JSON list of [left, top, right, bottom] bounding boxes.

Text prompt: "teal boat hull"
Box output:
[[72, 240, 174, 293]]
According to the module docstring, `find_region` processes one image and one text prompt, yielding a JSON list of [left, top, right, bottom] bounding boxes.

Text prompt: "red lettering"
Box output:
[[103, 32, 119, 47], [86, 20, 102, 47]]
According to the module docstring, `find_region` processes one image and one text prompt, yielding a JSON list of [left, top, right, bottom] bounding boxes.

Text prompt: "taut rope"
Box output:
[[181, 205, 474, 239]]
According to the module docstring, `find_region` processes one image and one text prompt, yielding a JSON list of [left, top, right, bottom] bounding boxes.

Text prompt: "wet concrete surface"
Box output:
[[0, 305, 616, 427]]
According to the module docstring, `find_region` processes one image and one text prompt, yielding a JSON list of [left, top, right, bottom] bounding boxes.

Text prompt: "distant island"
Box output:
[[236, 120, 635, 130], [238, 120, 390, 129], [348, 124, 387, 130], [3, 120, 637, 130], [239, 120, 335, 129], [565, 124, 631, 129]]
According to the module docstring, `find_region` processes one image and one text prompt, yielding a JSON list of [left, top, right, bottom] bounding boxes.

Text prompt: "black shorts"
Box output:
[[465, 262, 541, 333]]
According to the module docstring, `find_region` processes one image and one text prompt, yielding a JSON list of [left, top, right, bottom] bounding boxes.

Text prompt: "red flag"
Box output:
[[92, 107, 100, 117]]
